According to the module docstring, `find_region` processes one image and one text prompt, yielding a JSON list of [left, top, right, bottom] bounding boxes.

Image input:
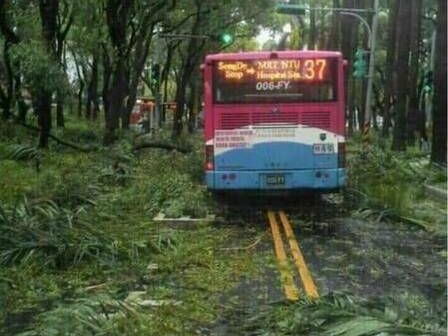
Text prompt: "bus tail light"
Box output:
[[205, 145, 214, 170], [338, 142, 346, 168]]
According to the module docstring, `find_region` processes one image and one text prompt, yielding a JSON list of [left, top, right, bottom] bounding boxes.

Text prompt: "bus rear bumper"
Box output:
[[206, 168, 346, 191]]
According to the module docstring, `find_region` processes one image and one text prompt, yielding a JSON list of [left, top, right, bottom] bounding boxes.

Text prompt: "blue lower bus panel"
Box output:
[[205, 169, 346, 192]]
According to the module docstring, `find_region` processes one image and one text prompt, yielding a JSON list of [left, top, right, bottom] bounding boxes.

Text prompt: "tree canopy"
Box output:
[[0, 0, 446, 163]]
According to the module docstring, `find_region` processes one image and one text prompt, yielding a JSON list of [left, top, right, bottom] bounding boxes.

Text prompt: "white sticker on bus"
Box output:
[[215, 130, 254, 149]]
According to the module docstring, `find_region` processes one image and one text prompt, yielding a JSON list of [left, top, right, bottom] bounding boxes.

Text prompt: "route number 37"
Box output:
[[303, 59, 327, 80]]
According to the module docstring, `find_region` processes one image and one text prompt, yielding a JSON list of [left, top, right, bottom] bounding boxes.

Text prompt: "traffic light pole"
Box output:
[[278, 3, 380, 147], [339, 12, 372, 46], [321, 8, 376, 146], [363, 0, 379, 147]]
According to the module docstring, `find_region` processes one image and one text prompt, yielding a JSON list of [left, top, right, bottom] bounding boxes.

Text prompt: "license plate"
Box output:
[[266, 175, 285, 185], [313, 143, 335, 154]]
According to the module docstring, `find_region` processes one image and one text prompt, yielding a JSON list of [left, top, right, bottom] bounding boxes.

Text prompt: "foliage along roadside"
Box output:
[[346, 138, 447, 235], [0, 124, 220, 334], [243, 293, 446, 336]]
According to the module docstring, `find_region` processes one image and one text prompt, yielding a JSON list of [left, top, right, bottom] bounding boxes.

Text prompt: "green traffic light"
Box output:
[[220, 33, 233, 45], [151, 64, 160, 86], [353, 49, 367, 78]]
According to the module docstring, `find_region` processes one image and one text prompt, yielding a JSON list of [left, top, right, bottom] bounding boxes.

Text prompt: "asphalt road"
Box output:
[[208, 196, 447, 335]]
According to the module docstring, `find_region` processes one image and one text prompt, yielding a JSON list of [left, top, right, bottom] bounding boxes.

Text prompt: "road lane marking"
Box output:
[[278, 211, 319, 299], [267, 210, 299, 301]]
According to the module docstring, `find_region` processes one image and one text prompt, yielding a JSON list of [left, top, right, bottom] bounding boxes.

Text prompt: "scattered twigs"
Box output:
[[85, 283, 108, 291], [219, 232, 266, 251]]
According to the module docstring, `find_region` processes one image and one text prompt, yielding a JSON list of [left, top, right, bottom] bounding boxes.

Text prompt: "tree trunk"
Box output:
[[416, 74, 427, 143], [14, 65, 28, 123], [56, 93, 64, 127], [0, 0, 20, 120], [124, 25, 154, 127], [91, 56, 100, 120], [317, 10, 326, 49], [172, 2, 203, 138], [104, 0, 132, 143], [392, 0, 412, 151], [161, 44, 175, 125], [86, 56, 98, 120], [54, 4, 73, 129], [102, 48, 112, 122], [327, 0, 340, 50], [383, 0, 399, 137], [119, 67, 130, 129], [173, 72, 188, 137], [105, 59, 127, 142], [188, 77, 199, 133], [407, 0, 422, 145], [308, 10, 316, 50], [431, 0, 447, 164], [36, 91, 52, 148], [37, 0, 58, 148], [72, 51, 84, 117], [2, 40, 13, 120], [92, 87, 100, 121], [77, 80, 84, 118]]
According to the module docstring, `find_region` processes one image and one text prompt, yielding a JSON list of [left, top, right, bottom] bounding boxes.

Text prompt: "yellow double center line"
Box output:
[[267, 210, 319, 300]]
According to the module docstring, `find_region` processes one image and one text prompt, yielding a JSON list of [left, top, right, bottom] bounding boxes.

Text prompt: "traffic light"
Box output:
[[422, 71, 433, 94], [216, 32, 234, 45], [353, 49, 368, 78], [151, 63, 160, 86]]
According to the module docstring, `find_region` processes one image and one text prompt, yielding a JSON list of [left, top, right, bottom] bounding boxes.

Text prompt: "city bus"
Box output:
[[203, 51, 346, 192]]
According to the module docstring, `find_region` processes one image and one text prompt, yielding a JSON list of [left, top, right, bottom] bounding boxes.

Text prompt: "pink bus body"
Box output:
[[203, 51, 346, 192]]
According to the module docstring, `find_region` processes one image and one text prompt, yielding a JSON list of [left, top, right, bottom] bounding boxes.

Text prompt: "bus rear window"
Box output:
[[213, 58, 338, 104]]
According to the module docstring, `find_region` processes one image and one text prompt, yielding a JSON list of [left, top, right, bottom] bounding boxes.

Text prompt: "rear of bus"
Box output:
[[203, 51, 346, 192]]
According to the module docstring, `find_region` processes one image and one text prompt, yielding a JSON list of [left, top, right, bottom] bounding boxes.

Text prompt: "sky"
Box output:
[[255, 24, 291, 49]]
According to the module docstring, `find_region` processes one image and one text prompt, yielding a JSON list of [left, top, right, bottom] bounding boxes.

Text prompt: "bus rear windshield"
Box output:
[[213, 58, 338, 104]]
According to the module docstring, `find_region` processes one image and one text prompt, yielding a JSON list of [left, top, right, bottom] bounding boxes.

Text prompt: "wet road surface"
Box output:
[[207, 196, 447, 335]]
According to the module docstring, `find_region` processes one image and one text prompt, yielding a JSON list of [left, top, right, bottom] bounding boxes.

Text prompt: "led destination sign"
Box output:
[[217, 59, 328, 81], [213, 58, 337, 104]]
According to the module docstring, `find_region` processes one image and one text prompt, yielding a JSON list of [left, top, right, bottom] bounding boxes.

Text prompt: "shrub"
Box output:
[[0, 199, 119, 268], [244, 293, 446, 335]]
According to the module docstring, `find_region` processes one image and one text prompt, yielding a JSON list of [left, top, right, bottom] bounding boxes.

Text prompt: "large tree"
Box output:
[[103, 0, 169, 144], [407, 0, 423, 145], [431, 0, 447, 164], [0, 0, 20, 120], [36, 0, 59, 148], [382, 0, 399, 137], [392, 0, 412, 151]]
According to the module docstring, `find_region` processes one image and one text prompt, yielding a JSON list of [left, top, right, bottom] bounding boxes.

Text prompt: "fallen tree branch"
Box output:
[[132, 141, 190, 153], [18, 122, 95, 152], [85, 283, 108, 291], [219, 232, 266, 251]]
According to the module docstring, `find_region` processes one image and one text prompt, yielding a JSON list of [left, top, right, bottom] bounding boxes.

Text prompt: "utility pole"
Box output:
[[363, 0, 379, 146]]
